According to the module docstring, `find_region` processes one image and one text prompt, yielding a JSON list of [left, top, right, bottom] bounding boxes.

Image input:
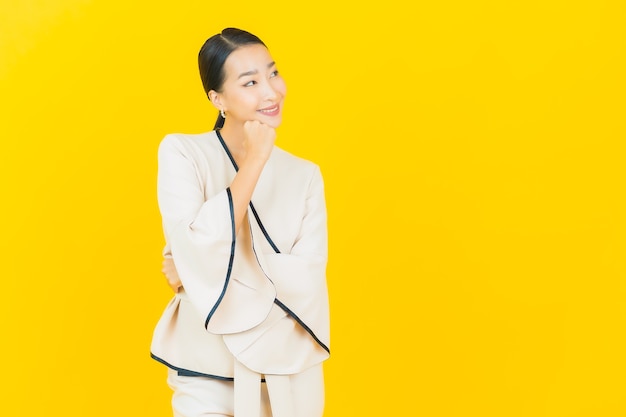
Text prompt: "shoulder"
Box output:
[[158, 131, 221, 157], [271, 146, 321, 177], [268, 147, 324, 194]]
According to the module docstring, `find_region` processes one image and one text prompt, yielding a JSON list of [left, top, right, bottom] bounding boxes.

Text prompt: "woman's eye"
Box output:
[[270, 70, 279, 78], [244, 80, 257, 87]]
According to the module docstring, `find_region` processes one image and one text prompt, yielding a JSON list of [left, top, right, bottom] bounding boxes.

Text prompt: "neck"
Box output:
[[218, 122, 246, 162], [219, 121, 244, 144]]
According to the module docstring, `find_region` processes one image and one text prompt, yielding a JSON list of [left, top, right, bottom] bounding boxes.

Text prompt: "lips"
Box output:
[[258, 104, 280, 116]]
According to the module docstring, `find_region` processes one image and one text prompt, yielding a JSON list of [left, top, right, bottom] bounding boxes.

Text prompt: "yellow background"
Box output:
[[1, 1, 625, 416]]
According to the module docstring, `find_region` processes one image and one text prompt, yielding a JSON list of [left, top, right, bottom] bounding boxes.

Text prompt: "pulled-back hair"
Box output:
[[198, 28, 267, 129]]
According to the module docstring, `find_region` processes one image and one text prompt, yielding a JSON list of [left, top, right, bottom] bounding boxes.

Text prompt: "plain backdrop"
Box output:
[[1, 1, 625, 416]]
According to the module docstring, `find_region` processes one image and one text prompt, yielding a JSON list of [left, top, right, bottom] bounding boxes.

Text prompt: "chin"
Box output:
[[264, 117, 283, 129]]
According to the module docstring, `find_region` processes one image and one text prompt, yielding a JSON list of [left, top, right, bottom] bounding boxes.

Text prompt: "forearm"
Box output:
[[229, 154, 267, 235]]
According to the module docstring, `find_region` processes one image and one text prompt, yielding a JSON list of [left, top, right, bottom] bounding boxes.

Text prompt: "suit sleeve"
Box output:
[[157, 135, 274, 334], [262, 165, 331, 351]]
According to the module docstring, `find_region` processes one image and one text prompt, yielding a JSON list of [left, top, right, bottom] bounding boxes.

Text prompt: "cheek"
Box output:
[[275, 79, 287, 97], [230, 91, 257, 109]]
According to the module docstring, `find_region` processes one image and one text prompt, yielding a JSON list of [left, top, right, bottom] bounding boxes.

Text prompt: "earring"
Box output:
[[220, 109, 226, 118]]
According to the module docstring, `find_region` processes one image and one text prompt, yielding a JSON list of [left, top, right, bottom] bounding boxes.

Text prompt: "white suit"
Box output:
[[150, 130, 330, 416]]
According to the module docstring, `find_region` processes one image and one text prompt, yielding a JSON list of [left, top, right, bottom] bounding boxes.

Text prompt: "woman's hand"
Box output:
[[162, 257, 182, 293], [243, 120, 276, 163]]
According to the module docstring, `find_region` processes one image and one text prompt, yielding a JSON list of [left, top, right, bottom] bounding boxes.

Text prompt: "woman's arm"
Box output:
[[228, 120, 276, 236], [159, 121, 275, 294]]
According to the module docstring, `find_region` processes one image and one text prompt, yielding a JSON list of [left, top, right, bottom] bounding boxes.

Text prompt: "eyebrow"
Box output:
[[237, 61, 276, 79]]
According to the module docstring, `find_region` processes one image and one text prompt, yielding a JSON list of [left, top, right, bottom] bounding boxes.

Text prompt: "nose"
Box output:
[[262, 80, 279, 101]]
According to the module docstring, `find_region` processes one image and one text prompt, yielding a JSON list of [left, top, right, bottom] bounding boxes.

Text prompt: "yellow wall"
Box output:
[[1, 1, 625, 415]]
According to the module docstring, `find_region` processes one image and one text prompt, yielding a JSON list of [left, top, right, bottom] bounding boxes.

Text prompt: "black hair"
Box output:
[[198, 28, 267, 129]]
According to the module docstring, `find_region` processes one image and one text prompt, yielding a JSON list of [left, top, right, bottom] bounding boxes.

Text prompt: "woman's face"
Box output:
[[214, 44, 286, 129]]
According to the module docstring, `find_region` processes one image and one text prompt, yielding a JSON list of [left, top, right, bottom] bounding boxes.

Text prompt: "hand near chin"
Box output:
[[243, 120, 276, 163]]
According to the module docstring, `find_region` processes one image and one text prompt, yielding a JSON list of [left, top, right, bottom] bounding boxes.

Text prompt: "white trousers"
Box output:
[[166, 363, 325, 417]]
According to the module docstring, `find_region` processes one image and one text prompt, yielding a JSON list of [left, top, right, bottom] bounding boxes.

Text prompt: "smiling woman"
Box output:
[[209, 46, 285, 130], [150, 28, 330, 417]]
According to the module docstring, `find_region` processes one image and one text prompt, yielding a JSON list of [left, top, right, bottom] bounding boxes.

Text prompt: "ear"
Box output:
[[208, 90, 223, 111]]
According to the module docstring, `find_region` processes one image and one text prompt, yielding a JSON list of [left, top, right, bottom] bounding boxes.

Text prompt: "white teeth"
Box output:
[[259, 106, 278, 113]]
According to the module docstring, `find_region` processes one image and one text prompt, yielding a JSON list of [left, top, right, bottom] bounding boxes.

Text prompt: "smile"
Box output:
[[258, 105, 280, 116]]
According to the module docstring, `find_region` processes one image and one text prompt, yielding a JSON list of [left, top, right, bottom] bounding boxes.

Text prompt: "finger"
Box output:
[[169, 281, 183, 293]]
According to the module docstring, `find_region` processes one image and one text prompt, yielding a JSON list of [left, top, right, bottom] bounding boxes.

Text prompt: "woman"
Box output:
[[150, 28, 330, 417]]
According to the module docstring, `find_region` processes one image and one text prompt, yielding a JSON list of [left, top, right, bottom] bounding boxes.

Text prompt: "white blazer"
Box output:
[[150, 130, 330, 380]]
